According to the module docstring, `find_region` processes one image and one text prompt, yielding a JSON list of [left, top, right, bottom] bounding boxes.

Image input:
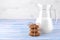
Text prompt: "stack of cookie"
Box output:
[[29, 24, 40, 36]]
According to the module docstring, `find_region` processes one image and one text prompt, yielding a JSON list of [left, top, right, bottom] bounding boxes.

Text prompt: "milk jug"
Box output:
[[36, 4, 54, 33]]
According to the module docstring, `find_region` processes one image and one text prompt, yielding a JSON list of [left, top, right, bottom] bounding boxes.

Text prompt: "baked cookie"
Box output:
[[29, 24, 39, 29]]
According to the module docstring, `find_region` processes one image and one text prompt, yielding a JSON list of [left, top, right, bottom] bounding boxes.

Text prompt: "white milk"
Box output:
[[36, 4, 53, 33]]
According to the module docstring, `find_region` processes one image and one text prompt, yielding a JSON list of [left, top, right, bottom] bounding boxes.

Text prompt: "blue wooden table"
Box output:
[[0, 19, 59, 40]]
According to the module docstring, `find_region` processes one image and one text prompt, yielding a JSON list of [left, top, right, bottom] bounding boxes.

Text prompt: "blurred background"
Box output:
[[0, 0, 60, 40], [0, 0, 60, 19]]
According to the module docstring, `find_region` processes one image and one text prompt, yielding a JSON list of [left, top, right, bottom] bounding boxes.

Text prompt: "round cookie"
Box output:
[[30, 29, 39, 33], [29, 24, 39, 29], [29, 31, 40, 36]]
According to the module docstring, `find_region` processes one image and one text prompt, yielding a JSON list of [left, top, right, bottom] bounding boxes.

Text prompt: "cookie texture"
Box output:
[[29, 23, 40, 36]]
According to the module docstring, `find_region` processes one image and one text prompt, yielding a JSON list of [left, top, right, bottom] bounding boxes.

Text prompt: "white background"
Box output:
[[0, 0, 60, 19]]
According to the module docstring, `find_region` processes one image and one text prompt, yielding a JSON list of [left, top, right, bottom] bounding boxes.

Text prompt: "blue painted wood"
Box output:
[[0, 19, 59, 40]]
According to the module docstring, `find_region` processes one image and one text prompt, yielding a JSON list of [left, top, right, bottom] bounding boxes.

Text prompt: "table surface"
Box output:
[[0, 19, 60, 40]]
